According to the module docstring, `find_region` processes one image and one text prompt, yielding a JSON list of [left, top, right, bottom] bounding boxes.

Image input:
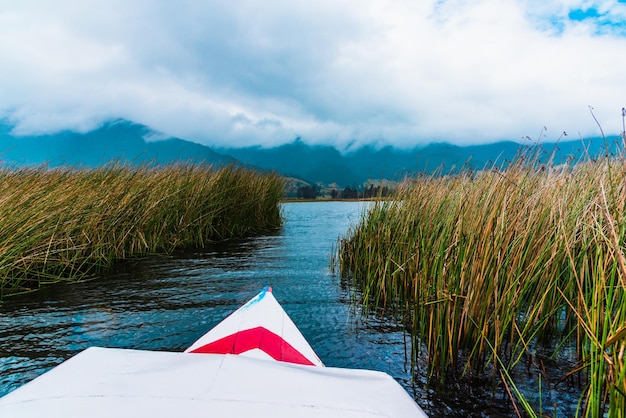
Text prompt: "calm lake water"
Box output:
[[0, 201, 579, 416]]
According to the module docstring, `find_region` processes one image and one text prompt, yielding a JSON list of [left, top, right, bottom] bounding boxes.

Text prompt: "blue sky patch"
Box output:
[[568, 8, 601, 21], [566, 6, 626, 36]]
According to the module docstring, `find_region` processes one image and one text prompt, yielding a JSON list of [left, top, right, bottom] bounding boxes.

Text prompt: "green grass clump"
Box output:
[[337, 156, 626, 416], [0, 164, 284, 297]]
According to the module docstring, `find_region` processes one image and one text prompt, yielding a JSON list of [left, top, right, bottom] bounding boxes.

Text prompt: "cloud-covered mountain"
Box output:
[[0, 120, 235, 167], [0, 119, 621, 188]]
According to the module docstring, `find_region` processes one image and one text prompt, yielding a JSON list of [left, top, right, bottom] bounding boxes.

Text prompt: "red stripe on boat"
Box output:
[[189, 326, 315, 366]]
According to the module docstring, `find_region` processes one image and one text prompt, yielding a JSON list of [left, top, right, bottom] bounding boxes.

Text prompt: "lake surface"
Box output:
[[0, 201, 578, 416]]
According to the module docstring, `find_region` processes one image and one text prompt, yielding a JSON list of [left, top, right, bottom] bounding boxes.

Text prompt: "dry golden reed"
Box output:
[[338, 155, 625, 417], [0, 164, 284, 296]]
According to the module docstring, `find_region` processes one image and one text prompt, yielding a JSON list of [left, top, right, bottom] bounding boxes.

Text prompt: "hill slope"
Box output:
[[0, 120, 235, 167], [217, 136, 620, 186]]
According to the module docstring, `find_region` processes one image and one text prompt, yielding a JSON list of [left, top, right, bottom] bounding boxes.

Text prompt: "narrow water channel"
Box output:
[[0, 201, 576, 416]]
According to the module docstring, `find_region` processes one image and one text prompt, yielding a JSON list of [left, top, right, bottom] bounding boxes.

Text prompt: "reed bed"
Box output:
[[337, 156, 626, 416], [0, 164, 284, 297]]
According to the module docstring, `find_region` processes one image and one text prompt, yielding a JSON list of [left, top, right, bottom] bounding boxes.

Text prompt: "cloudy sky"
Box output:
[[1, 0, 625, 149]]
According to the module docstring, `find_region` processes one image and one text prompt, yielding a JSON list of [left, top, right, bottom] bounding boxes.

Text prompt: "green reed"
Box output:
[[337, 156, 626, 416], [0, 164, 284, 297]]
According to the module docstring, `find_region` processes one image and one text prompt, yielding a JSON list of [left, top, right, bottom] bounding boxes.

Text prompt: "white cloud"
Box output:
[[0, 0, 624, 149]]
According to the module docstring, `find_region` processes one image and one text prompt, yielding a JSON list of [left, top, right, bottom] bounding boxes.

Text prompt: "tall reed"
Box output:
[[0, 164, 284, 297], [337, 155, 625, 416]]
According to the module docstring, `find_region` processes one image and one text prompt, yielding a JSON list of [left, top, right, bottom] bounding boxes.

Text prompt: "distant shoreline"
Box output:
[[282, 198, 378, 203]]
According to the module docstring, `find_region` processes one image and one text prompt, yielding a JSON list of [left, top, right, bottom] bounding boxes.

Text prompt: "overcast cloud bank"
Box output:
[[1, 0, 625, 149]]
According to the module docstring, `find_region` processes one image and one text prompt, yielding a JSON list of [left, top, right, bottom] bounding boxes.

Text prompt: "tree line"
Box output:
[[296, 184, 393, 200]]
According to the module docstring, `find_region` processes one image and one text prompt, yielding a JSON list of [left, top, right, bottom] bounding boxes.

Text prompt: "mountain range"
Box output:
[[0, 119, 621, 188]]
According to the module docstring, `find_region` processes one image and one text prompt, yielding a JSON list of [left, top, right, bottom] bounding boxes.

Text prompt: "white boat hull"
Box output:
[[0, 347, 426, 417]]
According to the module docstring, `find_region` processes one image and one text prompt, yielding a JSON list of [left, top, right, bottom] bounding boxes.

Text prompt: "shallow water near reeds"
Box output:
[[0, 201, 581, 416]]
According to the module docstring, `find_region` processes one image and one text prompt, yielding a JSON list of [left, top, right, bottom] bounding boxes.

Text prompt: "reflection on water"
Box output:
[[0, 201, 579, 416]]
